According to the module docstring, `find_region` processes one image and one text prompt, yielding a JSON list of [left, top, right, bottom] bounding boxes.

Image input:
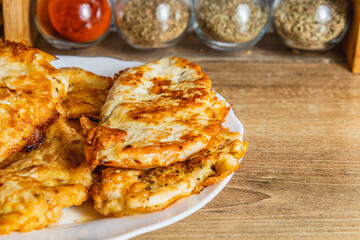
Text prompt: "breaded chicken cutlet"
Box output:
[[91, 128, 247, 216], [0, 41, 68, 162], [0, 118, 92, 234], [85, 57, 229, 169]]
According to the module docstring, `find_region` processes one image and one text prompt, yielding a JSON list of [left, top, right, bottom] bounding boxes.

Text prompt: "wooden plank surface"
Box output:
[[37, 33, 360, 239]]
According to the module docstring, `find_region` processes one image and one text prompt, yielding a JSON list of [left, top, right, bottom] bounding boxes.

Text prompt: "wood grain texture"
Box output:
[[37, 33, 360, 239], [3, 0, 37, 45]]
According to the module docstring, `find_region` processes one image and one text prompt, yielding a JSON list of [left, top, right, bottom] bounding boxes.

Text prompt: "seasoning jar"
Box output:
[[272, 0, 350, 51], [193, 0, 270, 51], [114, 0, 191, 49], [35, 0, 112, 49]]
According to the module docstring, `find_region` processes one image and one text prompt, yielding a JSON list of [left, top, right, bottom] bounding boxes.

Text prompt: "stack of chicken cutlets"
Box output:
[[0, 42, 248, 234]]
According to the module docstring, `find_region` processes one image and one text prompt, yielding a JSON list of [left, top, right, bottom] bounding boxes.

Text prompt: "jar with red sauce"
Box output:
[[35, 0, 112, 49]]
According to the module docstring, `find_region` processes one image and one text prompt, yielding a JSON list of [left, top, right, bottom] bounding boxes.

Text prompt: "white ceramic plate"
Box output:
[[1, 56, 244, 240]]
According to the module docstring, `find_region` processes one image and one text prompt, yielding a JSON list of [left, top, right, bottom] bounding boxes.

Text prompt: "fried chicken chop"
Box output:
[[91, 128, 247, 217], [0, 117, 92, 235], [85, 57, 229, 169], [0, 41, 68, 162], [60, 67, 113, 119]]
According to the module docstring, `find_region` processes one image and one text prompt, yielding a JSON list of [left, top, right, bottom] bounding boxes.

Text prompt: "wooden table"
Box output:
[[38, 33, 360, 239]]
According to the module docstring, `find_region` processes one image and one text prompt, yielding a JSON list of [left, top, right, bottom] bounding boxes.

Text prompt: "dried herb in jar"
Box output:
[[116, 0, 190, 48], [273, 0, 348, 50], [195, 0, 269, 44]]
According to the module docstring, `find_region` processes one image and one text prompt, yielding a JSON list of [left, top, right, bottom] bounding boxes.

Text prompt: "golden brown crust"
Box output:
[[85, 57, 228, 169], [0, 41, 57, 66], [60, 67, 113, 119], [0, 117, 92, 235], [67, 118, 83, 134], [91, 128, 248, 217], [23, 127, 47, 152], [79, 115, 99, 137], [0, 41, 68, 162], [85, 126, 127, 166]]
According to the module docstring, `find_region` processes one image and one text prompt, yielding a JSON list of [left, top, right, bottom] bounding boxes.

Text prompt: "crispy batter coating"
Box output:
[[0, 117, 92, 235], [91, 128, 247, 217], [0, 41, 68, 162], [85, 57, 229, 169], [60, 67, 113, 119]]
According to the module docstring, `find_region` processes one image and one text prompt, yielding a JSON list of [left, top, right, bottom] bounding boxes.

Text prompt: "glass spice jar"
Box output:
[[114, 0, 191, 49], [193, 0, 270, 51], [35, 0, 112, 49], [272, 0, 350, 51]]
